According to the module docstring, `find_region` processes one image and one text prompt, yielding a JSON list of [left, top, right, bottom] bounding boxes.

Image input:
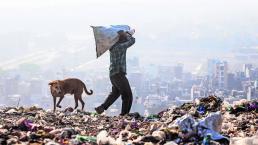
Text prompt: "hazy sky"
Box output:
[[1, 0, 257, 32], [1, 0, 258, 70]]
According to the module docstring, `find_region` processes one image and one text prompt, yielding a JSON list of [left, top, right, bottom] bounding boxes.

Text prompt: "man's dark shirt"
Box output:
[[109, 36, 135, 76]]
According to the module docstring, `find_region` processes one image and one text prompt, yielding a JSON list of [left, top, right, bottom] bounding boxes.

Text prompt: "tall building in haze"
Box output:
[[174, 63, 183, 80], [214, 61, 228, 89], [207, 59, 228, 90]]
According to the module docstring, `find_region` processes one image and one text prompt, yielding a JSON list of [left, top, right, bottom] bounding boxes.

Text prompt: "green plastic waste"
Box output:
[[202, 134, 211, 145], [75, 135, 97, 143], [91, 112, 98, 116], [133, 130, 144, 136], [147, 114, 159, 119], [226, 106, 233, 112]]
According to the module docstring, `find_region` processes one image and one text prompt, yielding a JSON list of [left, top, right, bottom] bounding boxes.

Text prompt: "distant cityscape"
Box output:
[[0, 55, 258, 116]]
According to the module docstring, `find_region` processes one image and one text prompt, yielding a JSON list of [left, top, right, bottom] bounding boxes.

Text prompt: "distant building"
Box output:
[[243, 64, 253, 79], [191, 85, 206, 100], [158, 65, 173, 81], [242, 81, 253, 93], [207, 59, 219, 77], [29, 78, 44, 96], [4, 77, 20, 96], [207, 59, 229, 89], [0, 82, 4, 97], [144, 94, 169, 114], [247, 86, 256, 101], [93, 76, 110, 94], [6, 94, 21, 107], [236, 71, 245, 81], [144, 94, 168, 107], [128, 57, 140, 68], [214, 61, 228, 89], [183, 72, 193, 82], [128, 71, 143, 96], [174, 63, 183, 80], [254, 80, 258, 90], [231, 90, 245, 97], [158, 83, 169, 96], [149, 83, 158, 94], [227, 73, 241, 90], [141, 78, 151, 96]]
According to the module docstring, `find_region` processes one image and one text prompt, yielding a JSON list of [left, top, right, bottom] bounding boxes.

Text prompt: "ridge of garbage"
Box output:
[[0, 96, 257, 145]]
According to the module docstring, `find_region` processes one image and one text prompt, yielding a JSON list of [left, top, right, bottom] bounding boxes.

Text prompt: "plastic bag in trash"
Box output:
[[197, 125, 229, 143], [97, 130, 116, 145], [172, 114, 197, 133], [199, 111, 223, 132], [171, 114, 198, 139]]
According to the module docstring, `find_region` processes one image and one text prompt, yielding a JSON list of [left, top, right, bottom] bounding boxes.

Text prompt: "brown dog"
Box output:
[[48, 78, 93, 112]]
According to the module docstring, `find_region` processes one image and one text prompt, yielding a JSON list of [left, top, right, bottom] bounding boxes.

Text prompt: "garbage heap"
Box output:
[[0, 96, 257, 145]]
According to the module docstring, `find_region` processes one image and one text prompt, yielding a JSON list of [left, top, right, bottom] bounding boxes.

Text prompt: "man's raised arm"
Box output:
[[118, 35, 135, 49]]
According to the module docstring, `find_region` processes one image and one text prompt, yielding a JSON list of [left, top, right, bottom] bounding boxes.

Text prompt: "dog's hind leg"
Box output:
[[57, 96, 64, 108], [53, 97, 56, 112], [74, 95, 79, 109], [78, 96, 85, 110]]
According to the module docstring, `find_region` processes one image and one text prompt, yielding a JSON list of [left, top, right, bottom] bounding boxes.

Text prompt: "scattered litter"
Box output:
[[0, 96, 256, 144]]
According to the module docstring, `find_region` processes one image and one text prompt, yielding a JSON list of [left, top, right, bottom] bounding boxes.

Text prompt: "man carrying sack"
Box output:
[[93, 26, 136, 116]]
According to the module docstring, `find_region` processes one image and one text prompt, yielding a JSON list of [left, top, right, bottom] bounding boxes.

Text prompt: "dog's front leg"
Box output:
[[53, 96, 56, 112], [57, 96, 64, 108], [74, 96, 79, 109]]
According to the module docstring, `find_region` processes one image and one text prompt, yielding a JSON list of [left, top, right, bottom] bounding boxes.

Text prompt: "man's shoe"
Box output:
[[119, 113, 128, 116], [95, 106, 105, 114]]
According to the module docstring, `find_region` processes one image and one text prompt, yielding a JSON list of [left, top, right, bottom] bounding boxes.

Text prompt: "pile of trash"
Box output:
[[0, 96, 257, 145], [221, 99, 258, 138]]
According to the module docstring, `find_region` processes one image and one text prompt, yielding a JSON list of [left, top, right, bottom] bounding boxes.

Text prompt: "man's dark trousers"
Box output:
[[101, 73, 133, 115]]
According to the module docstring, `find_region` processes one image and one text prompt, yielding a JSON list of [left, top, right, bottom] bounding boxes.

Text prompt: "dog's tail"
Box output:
[[83, 83, 93, 95]]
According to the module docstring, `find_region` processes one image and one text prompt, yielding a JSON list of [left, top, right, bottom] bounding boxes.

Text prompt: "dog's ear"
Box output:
[[48, 81, 57, 86]]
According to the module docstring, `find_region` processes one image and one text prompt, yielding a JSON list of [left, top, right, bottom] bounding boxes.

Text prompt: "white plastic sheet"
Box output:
[[199, 111, 223, 132], [91, 25, 131, 58], [173, 112, 229, 142]]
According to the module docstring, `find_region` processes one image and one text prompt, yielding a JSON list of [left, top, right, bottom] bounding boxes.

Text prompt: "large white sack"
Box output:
[[91, 25, 131, 58]]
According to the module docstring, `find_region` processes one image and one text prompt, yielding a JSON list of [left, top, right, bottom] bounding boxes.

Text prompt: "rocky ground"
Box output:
[[0, 96, 257, 145]]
